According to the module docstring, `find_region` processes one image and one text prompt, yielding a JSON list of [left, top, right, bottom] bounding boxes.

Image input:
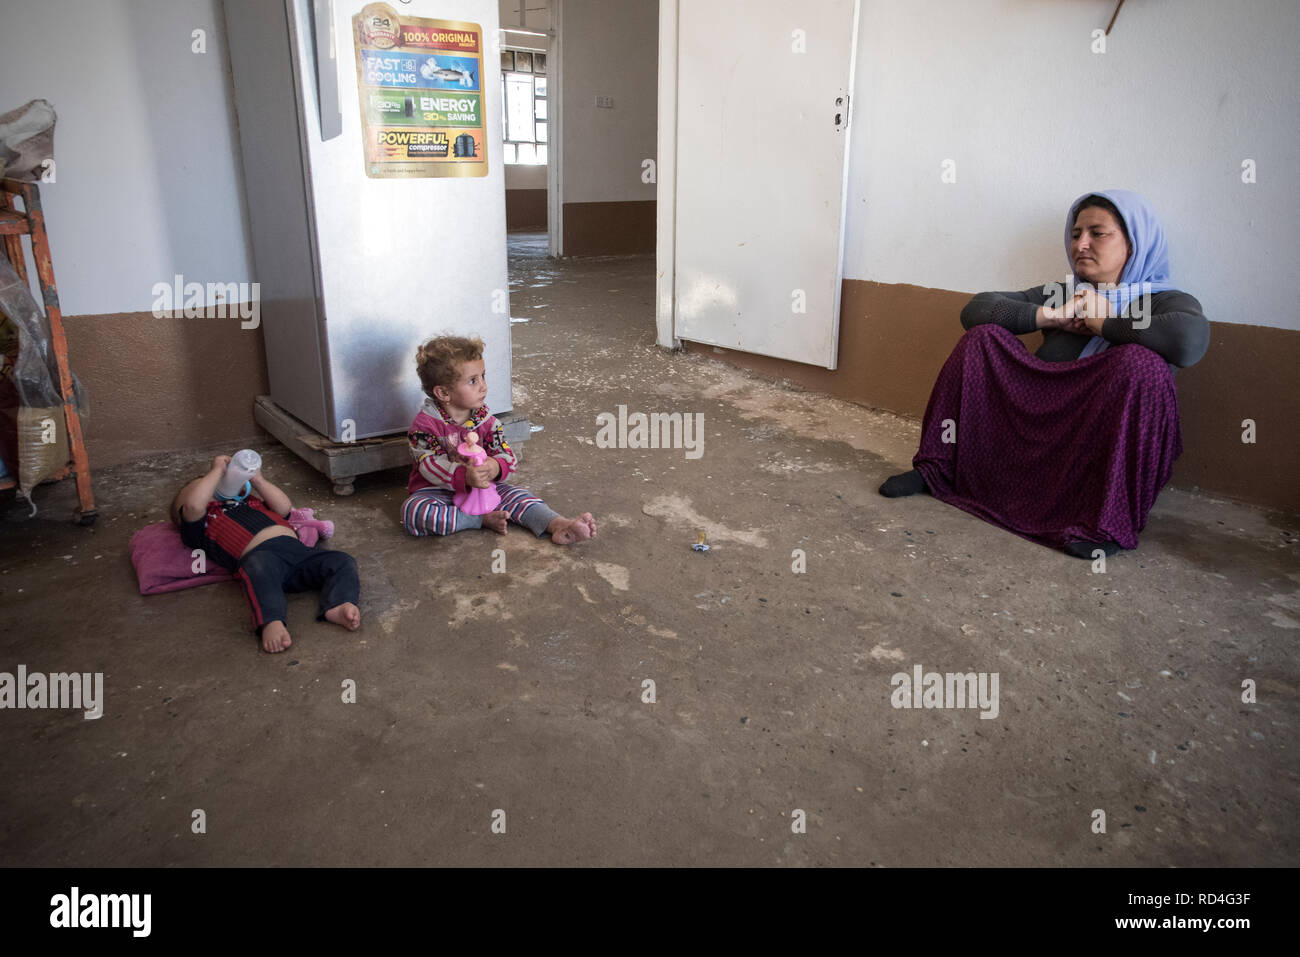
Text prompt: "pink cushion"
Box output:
[[129, 521, 236, 595]]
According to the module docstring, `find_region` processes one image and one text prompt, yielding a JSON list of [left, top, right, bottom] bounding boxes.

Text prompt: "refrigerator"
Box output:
[[223, 0, 512, 442]]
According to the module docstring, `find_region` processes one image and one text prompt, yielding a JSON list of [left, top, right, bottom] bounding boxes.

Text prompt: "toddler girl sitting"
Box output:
[[401, 335, 596, 545]]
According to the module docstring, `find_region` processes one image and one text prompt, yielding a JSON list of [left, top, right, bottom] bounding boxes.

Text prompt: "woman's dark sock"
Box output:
[[1064, 540, 1121, 559], [879, 469, 929, 498]]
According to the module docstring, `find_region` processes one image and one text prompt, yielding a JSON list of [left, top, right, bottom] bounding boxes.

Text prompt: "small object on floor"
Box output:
[[879, 468, 929, 498], [691, 529, 710, 552], [1064, 540, 1121, 559], [289, 507, 335, 547]]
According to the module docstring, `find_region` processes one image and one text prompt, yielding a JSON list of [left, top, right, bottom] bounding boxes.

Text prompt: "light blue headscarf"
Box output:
[[1066, 189, 1176, 357]]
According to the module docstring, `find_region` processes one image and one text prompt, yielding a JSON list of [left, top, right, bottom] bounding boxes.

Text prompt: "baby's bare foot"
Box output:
[[481, 510, 509, 535], [324, 602, 362, 631], [262, 620, 292, 653], [548, 513, 597, 545]]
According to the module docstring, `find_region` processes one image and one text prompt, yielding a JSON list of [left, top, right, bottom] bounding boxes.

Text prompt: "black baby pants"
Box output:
[[235, 536, 359, 634]]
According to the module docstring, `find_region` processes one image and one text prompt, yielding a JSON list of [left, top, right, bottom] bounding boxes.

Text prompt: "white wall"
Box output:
[[841, 0, 1300, 330], [505, 163, 547, 188], [560, 0, 657, 204], [0, 0, 252, 317], [0, 0, 558, 314]]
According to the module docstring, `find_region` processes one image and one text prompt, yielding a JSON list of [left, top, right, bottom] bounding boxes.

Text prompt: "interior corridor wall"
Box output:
[[0, 0, 266, 468], [557, 0, 658, 254], [702, 0, 1300, 511]]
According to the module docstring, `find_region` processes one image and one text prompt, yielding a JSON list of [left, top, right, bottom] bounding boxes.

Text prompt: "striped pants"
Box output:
[[401, 482, 559, 537]]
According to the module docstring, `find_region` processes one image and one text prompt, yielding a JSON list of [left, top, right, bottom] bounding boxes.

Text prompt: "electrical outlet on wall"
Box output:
[[595, 95, 615, 108]]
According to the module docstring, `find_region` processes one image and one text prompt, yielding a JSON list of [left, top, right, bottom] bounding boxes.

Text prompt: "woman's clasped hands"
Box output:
[[1037, 287, 1115, 335]]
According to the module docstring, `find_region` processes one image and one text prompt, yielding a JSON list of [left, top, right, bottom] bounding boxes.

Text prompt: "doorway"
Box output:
[[498, 0, 552, 273]]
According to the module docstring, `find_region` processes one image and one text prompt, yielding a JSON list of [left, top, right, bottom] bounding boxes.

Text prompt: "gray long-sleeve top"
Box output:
[[960, 286, 1211, 369]]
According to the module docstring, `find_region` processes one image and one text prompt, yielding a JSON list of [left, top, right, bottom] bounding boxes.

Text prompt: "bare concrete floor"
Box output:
[[1, 234, 1297, 866]]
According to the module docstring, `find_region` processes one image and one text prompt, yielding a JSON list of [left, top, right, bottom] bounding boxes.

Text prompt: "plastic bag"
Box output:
[[0, 255, 87, 499], [0, 99, 56, 182]]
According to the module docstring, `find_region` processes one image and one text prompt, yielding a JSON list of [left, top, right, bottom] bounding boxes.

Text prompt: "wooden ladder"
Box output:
[[0, 178, 96, 524]]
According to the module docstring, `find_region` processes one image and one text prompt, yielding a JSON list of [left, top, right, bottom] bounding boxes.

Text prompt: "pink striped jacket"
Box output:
[[406, 397, 517, 494]]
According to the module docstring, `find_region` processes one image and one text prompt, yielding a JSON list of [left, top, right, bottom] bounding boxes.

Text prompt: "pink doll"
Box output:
[[289, 507, 335, 547], [454, 431, 501, 515]]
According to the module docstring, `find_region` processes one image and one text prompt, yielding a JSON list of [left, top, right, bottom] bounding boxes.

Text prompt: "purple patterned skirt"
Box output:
[[912, 324, 1182, 550]]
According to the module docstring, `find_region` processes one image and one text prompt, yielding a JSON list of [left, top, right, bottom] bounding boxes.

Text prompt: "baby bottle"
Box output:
[[216, 449, 261, 500]]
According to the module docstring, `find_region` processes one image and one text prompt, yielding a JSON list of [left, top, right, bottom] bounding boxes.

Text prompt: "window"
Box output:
[[501, 49, 547, 165]]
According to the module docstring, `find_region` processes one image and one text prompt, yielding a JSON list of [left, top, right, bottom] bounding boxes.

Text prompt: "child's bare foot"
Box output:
[[481, 510, 509, 535], [262, 620, 292, 653], [547, 513, 597, 545], [324, 602, 362, 631]]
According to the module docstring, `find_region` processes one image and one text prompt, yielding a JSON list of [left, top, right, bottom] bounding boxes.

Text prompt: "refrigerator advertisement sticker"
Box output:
[[354, 4, 487, 178]]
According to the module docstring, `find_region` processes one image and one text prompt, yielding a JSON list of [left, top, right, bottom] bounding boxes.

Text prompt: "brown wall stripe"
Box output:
[[688, 280, 1300, 514]]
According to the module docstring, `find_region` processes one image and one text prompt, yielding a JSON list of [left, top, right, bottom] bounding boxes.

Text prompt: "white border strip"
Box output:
[[655, 0, 680, 349]]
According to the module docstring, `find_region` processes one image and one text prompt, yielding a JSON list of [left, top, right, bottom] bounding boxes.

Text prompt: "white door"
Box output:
[[667, 0, 858, 369]]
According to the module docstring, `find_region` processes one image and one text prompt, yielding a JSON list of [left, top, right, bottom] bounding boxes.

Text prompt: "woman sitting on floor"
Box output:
[[879, 189, 1210, 559]]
